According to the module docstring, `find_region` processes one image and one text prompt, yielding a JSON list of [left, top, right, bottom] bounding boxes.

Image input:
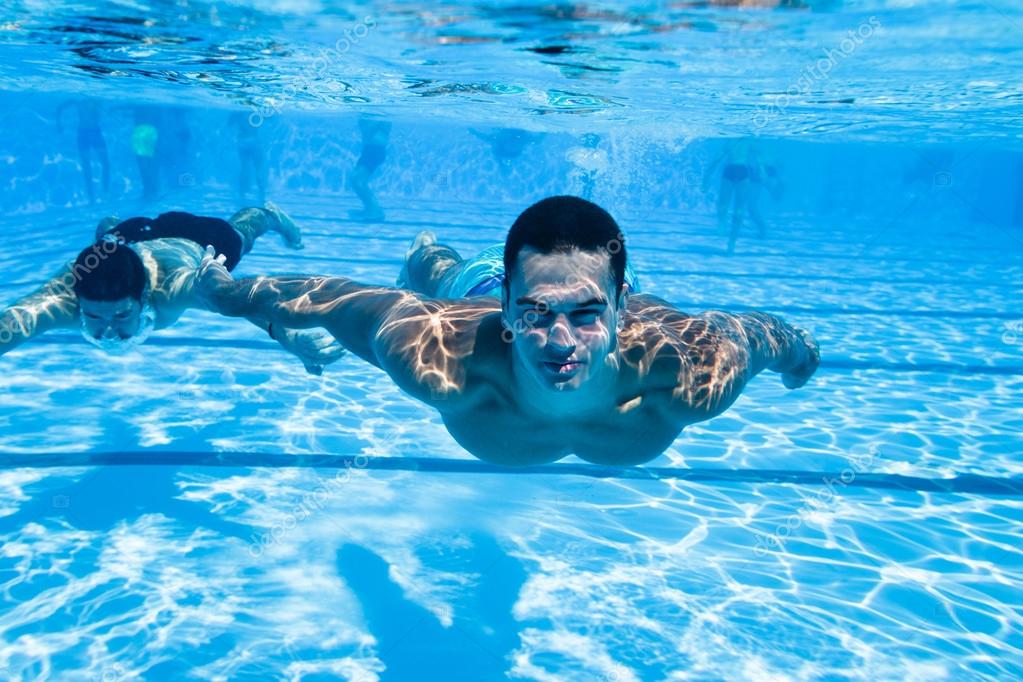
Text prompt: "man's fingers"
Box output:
[[201, 245, 227, 267], [318, 345, 348, 363], [312, 336, 341, 351]]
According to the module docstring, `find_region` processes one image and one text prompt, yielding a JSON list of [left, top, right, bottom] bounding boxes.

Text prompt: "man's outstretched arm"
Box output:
[[684, 310, 820, 417], [196, 247, 496, 404], [0, 272, 79, 358], [731, 311, 820, 388], [197, 248, 403, 368], [626, 297, 820, 420]]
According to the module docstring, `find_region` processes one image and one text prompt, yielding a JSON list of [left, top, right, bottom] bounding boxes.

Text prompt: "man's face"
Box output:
[[503, 247, 626, 394], [79, 297, 143, 341]]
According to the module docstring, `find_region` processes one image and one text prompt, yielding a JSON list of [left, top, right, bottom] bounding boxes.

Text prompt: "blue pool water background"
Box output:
[[0, 1, 1022, 680]]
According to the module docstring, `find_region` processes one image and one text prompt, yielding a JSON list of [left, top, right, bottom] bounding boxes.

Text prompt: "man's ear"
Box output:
[[500, 281, 512, 328], [615, 283, 629, 331]]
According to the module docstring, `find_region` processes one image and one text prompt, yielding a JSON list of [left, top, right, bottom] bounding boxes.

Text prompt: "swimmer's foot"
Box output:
[[95, 216, 121, 241], [397, 230, 437, 287], [782, 328, 821, 389], [264, 200, 304, 250], [348, 207, 385, 223]]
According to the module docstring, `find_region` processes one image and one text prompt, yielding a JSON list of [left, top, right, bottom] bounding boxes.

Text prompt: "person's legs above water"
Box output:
[[229, 203, 304, 253]]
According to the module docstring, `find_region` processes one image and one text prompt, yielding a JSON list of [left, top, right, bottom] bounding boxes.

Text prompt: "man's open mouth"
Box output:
[[542, 360, 582, 376]]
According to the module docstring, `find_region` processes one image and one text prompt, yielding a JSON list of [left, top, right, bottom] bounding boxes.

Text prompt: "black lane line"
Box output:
[[22, 335, 1023, 376], [2, 452, 1021, 497]]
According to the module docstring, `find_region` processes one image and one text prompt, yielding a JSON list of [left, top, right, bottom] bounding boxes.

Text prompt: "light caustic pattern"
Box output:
[[0, 466, 1020, 680], [0, 191, 1021, 679]]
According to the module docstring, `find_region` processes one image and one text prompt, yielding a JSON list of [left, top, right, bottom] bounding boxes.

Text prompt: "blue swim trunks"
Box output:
[[436, 243, 641, 299]]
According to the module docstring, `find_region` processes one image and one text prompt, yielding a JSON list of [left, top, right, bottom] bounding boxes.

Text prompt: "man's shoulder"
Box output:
[[374, 296, 505, 407], [618, 298, 752, 416], [624, 298, 746, 347]]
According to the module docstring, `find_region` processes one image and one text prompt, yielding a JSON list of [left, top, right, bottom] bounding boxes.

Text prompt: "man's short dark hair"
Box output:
[[503, 195, 626, 294], [72, 240, 147, 302]]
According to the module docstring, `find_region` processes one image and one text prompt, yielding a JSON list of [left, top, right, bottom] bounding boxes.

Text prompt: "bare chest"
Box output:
[[440, 393, 683, 466]]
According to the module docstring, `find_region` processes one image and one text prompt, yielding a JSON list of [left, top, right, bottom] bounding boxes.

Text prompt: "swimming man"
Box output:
[[196, 196, 819, 465], [0, 204, 344, 375]]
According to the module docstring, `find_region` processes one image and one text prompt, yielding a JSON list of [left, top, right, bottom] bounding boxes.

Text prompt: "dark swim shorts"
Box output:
[[105, 211, 244, 271], [722, 163, 751, 182], [356, 144, 387, 172]]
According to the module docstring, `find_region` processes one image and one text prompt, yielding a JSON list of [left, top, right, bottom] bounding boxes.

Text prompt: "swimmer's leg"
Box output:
[[228, 204, 304, 253], [748, 184, 767, 238], [727, 219, 740, 255], [94, 215, 121, 242], [136, 155, 159, 201], [254, 150, 268, 205], [397, 230, 463, 296], [237, 152, 252, 201], [728, 180, 752, 254], [348, 165, 384, 222], [716, 175, 734, 232], [78, 137, 96, 204], [96, 139, 110, 194], [581, 172, 597, 201]]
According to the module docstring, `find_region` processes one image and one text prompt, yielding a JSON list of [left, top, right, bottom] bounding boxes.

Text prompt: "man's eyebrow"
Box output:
[[515, 296, 608, 307]]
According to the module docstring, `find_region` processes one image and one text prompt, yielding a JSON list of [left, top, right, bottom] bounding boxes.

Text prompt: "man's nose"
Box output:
[[547, 316, 575, 353]]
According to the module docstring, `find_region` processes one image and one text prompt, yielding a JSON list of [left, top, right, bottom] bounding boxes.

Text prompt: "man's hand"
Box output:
[[195, 246, 239, 315], [782, 328, 820, 389], [275, 327, 347, 376]]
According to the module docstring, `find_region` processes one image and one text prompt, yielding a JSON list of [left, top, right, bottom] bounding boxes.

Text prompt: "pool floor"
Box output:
[[0, 193, 1021, 680]]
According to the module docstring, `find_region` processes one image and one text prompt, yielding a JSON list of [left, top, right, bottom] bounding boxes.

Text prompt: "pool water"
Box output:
[[1, 1, 1022, 680]]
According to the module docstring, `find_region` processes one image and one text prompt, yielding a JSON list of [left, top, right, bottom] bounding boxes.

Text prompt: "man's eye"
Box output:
[[115, 312, 130, 319], [571, 310, 601, 323], [84, 313, 100, 320]]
